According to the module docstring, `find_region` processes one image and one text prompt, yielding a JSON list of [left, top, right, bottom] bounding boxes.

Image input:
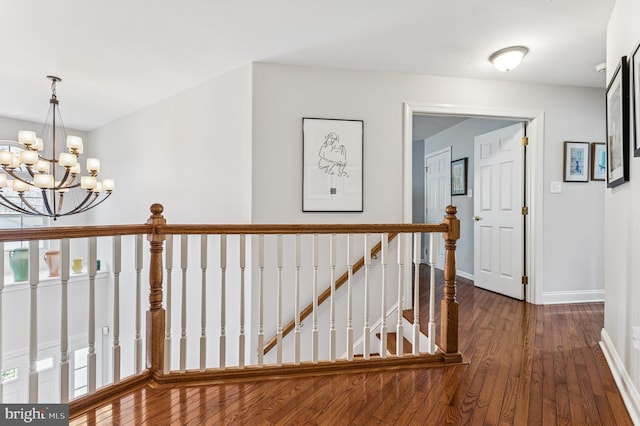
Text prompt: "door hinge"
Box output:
[[522, 136, 529, 146], [522, 206, 529, 215], [522, 275, 529, 285]]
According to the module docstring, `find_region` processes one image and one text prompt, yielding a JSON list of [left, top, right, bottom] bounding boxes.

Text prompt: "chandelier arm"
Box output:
[[59, 191, 96, 216], [18, 192, 49, 216], [54, 168, 71, 188], [61, 192, 111, 216], [38, 190, 55, 216], [25, 165, 35, 179], [2, 167, 33, 185], [56, 193, 65, 216], [0, 193, 36, 215]]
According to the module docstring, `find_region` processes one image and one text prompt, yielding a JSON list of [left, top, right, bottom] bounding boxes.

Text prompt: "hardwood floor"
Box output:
[[70, 268, 631, 425]]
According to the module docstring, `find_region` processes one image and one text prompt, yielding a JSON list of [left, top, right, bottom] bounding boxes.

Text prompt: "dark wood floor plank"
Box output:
[[70, 267, 632, 425]]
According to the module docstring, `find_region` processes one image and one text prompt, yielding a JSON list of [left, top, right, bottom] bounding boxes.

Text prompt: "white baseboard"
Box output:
[[456, 270, 473, 281], [600, 329, 640, 425], [542, 289, 604, 304]]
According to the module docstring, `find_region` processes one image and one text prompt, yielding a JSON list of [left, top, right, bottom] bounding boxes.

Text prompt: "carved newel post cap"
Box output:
[[446, 205, 457, 216], [150, 203, 164, 217]]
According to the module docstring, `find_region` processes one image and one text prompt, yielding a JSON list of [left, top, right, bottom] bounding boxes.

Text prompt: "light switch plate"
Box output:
[[550, 181, 562, 194]]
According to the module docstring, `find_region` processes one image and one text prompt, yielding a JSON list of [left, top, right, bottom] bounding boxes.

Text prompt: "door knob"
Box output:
[[473, 216, 481, 221]]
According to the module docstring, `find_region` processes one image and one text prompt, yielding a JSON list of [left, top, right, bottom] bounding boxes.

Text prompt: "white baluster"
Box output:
[[257, 235, 264, 367], [135, 234, 143, 374], [276, 234, 283, 366], [329, 234, 337, 362], [239, 235, 246, 368], [396, 234, 405, 357], [180, 235, 188, 373], [428, 233, 437, 354], [164, 235, 173, 374], [413, 233, 421, 355], [59, 239, 70, 402], [28, 240, 39, 402], [112, 236, 121, 383], [88, 237, 97, 393], [346, 235, 354, 361], [379, 233, 388, 358], [219, 234, 227, 370], [294, 234, 301, 365], [363, 234, 371, 360], [312, 234, 319, 364], [200, 235, 208, 371]]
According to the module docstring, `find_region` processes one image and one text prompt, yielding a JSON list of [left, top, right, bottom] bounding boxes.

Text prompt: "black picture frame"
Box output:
[[606, 56, 630, 188], [632, 43, 640, 157], [563, 141, 590, 182], [451, 158, 468, 196], [302, 117, 364, 212]]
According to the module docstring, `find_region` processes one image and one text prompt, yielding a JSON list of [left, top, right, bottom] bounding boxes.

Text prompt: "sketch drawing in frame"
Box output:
[[451, 158, 468, 196], [563, 141, 589, 182], [591, 143, 606, 181], [606, 56, 630, 188], [302, 118, 363, 212]]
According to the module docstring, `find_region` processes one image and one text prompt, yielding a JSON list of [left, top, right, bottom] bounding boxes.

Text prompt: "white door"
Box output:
[[425, 147, 451, 268], [473, 123, 524, 300]]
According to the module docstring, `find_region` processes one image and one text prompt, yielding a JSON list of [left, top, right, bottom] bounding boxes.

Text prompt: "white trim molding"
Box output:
[[403, 102, 545, 305], [600, 328, 640, 424], [542, 289, 605, 304]]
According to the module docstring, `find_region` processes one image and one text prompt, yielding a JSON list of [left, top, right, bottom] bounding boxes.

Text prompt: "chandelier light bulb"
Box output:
[[489, 46, 529, 72]]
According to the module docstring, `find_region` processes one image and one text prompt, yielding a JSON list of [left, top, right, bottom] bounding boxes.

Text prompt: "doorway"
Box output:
[[403, 103, 544, 305]]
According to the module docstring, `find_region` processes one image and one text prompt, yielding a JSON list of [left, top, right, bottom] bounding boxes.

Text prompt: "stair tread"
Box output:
[[402, 309, 431, 336], [376, 332, 413, 355]]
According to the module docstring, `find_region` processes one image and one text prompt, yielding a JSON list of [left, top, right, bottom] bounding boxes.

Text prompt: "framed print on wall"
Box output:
[[606, 56, 630, 188], [563, 141, 589, 182], [633, 43, 640, 157], [591, 143, 606, 181], [451, 157, 468, 195], [302, 118, 363, 212]]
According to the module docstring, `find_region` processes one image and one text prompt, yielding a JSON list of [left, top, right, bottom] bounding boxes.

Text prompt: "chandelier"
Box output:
[[0, 76, 114, 219]]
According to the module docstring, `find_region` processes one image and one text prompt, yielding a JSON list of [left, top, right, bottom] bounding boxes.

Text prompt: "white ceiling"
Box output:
[[0, 0, 615, 131]]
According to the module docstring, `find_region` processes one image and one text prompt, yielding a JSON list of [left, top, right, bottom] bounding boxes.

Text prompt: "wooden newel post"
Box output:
[[440, 205, 462, 363], [147, 203, 166, 375]]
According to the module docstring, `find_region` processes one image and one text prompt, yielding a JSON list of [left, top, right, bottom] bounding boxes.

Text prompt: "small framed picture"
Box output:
[[606, 56, 630, 188], [451, 158, 468, 196], [563, 141, 589, 182], [591, 143, 606, 181]]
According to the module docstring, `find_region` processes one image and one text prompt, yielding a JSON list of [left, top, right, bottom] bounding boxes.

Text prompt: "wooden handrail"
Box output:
[[0, 224, 151, 242], [263, 232, 399, 354], [158, 223, 448, 235]]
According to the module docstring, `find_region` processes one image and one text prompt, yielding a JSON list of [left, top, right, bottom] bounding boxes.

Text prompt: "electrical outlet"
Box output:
[[632, 326, 640, 350]]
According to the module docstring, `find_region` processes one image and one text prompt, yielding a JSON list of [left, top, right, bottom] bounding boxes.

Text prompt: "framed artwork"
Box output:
[[302, 118, 363, 212], [563, 142, 589, 182], [606, 56, 630, 188], [591, 143, 606, 181], [451, 158, 468, 196], [633, 43, 640, 157]]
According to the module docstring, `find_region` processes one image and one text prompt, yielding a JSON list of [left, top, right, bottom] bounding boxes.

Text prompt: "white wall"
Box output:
[[88, 65, 253, 225], [601, 0, 640, 422], [251, 62, 605, 302]]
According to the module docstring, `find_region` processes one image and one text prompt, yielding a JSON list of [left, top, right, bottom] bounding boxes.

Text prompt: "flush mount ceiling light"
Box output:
[[489, 46, 529, 72]]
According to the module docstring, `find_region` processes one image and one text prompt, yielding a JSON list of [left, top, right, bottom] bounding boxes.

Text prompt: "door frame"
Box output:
[[402, 102, 544, 305]]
